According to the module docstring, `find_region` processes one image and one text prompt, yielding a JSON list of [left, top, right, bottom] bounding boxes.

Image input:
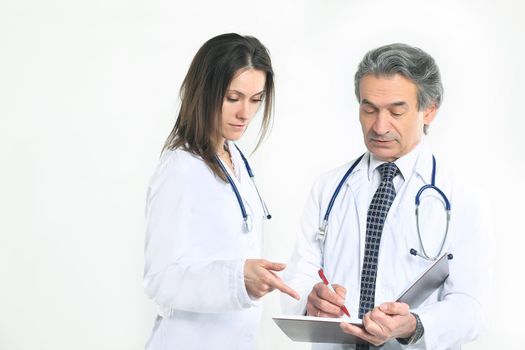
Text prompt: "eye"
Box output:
[[226, 96, 239, 102], [362, 107, 376, 115], [251, 94, 265, 103], [390, 111, 404, 117]]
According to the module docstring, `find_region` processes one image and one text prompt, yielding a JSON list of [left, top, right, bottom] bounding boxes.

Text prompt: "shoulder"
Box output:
[[430, 152, 491, 217], [450, 171, 491, 214], [154, 148, 200, 179], [159, 148, 203, 173], [147, 148, 211, 196], [311, 153, 367, 194]]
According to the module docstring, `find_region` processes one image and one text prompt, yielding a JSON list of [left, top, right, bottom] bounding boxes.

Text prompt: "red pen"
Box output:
[[318, 269, 351, 317]]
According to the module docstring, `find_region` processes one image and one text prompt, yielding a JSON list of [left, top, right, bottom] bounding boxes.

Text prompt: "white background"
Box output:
[[1, 0, 524, 349]]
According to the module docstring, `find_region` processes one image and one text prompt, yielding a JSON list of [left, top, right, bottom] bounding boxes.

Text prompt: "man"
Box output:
[[282, 44, 492, 349]]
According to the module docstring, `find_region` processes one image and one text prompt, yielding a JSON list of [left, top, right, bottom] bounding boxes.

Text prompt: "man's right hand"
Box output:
[[306, 282, 347, 317]]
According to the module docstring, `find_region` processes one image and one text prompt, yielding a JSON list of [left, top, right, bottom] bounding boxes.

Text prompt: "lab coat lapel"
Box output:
[[217, 149, 244, 193], [344, 153, 371, 263], [414, 144, 434, 186]]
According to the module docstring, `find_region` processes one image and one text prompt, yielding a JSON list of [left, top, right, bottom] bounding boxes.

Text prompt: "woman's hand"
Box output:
[[244, 259, 300, 300]]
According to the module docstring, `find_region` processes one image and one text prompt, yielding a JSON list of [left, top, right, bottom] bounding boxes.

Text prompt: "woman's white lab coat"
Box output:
[[144, 141, 264, 350], [282, 144, 493, 350]]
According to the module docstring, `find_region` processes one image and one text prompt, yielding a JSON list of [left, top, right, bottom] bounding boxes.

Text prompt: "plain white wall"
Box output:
[[1, 0, 524, 349]]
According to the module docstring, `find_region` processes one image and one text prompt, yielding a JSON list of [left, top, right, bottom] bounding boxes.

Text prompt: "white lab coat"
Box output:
[[144, 141, 264, 350], [282, 143, 493, 350]]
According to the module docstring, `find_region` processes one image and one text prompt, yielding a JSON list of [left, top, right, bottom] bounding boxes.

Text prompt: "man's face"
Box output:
[[358, 74, 437, 162]]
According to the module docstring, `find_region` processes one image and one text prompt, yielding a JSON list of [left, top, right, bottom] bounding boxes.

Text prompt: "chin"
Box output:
[[225, 134, 243, 142], [369, 146, 397, 162]]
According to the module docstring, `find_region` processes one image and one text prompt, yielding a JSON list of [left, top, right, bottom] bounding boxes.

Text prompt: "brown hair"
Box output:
[[163, 33, 274, 181]]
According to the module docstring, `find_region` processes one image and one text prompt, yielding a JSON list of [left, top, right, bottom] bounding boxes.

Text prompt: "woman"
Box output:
[[144, 33, 299, 349]]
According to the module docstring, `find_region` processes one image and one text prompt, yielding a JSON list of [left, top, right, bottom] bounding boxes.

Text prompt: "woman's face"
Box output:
[[220, 68, 266, 143]]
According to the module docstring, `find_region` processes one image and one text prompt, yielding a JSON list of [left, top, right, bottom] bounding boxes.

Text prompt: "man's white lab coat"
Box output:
[[283, 144, 493, 350]]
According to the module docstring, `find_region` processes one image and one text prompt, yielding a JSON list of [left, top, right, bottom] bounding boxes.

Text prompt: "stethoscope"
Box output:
[[316, 153, 453, 261], [215, 144, 271, 232]]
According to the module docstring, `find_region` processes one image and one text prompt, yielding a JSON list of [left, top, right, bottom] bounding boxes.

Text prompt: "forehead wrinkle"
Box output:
[[359, 74, 417, 108]]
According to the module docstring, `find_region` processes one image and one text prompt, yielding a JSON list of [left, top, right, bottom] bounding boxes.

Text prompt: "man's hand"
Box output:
[[244, 259, 300, 300], [340, 302, 416, 346], [306, 282, 347, 317]]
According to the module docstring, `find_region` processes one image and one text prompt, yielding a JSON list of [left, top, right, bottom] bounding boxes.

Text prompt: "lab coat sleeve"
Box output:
[[409, 183, 494, 349], [282, 177, 326, 315], [143, 155, 257, 313]]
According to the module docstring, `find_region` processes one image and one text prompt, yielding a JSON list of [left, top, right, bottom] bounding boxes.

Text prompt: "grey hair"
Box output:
[[354, 43, 443, 111]]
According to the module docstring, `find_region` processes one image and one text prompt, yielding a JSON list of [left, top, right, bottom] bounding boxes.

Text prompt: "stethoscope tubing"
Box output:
[[215, 156, 251, 230], [318, 153, 452, 261], [216, 144, 271, 232], [318, 154, 365, 238], [234, 145, 271, 220]]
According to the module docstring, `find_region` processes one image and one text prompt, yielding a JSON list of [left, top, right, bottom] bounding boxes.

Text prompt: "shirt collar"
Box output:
[[367, 141, 424, 182]]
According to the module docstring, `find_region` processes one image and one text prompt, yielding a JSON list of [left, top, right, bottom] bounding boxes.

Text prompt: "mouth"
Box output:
[[229, 124, 246, 129], [369, 138, 396, 147], [371, 138, 393, 143]]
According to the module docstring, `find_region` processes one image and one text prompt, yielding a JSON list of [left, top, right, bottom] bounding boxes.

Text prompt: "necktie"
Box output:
[[356, 162, 399, 350]]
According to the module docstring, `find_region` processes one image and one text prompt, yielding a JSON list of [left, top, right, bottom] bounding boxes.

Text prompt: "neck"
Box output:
[[217, 139, 228, 156]]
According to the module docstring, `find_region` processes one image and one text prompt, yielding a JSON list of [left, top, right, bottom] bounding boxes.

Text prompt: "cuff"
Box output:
[[235, 259, 260, 308]]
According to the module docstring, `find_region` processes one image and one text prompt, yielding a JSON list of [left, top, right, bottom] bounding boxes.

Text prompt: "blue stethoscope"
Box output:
[[316, 153, 453, 261], [215, 144, 271, 232]]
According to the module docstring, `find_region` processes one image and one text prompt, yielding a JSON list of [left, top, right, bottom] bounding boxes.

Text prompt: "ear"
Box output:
[[423, 104, 438, 126]]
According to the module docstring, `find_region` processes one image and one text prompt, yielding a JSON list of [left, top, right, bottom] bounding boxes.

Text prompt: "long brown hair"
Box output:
[[163, 33, 274, 181]]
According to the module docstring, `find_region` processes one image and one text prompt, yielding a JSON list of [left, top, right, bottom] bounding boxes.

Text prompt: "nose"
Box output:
[[372, 110, 390, 135], [236, 99, 255, 121]]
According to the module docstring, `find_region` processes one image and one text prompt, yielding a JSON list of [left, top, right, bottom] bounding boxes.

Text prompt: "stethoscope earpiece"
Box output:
[[409, 248, 454, 261]]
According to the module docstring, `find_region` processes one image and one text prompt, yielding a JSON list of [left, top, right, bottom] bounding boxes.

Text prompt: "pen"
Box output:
[[318, 269, 351, 317]]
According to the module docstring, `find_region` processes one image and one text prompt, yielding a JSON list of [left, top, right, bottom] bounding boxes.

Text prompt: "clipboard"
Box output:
[[272, 315, 367, 344], [274, 252, 450, 344], [395, 252, 450, 308]]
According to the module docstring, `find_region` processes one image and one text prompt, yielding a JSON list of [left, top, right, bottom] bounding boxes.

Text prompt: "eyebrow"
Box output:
[[361, 99, 408, 108], [227, 89, 266, 98]]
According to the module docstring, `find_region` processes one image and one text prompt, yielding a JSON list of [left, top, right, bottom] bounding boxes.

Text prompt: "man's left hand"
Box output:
[[339, 302, 416, 346]]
